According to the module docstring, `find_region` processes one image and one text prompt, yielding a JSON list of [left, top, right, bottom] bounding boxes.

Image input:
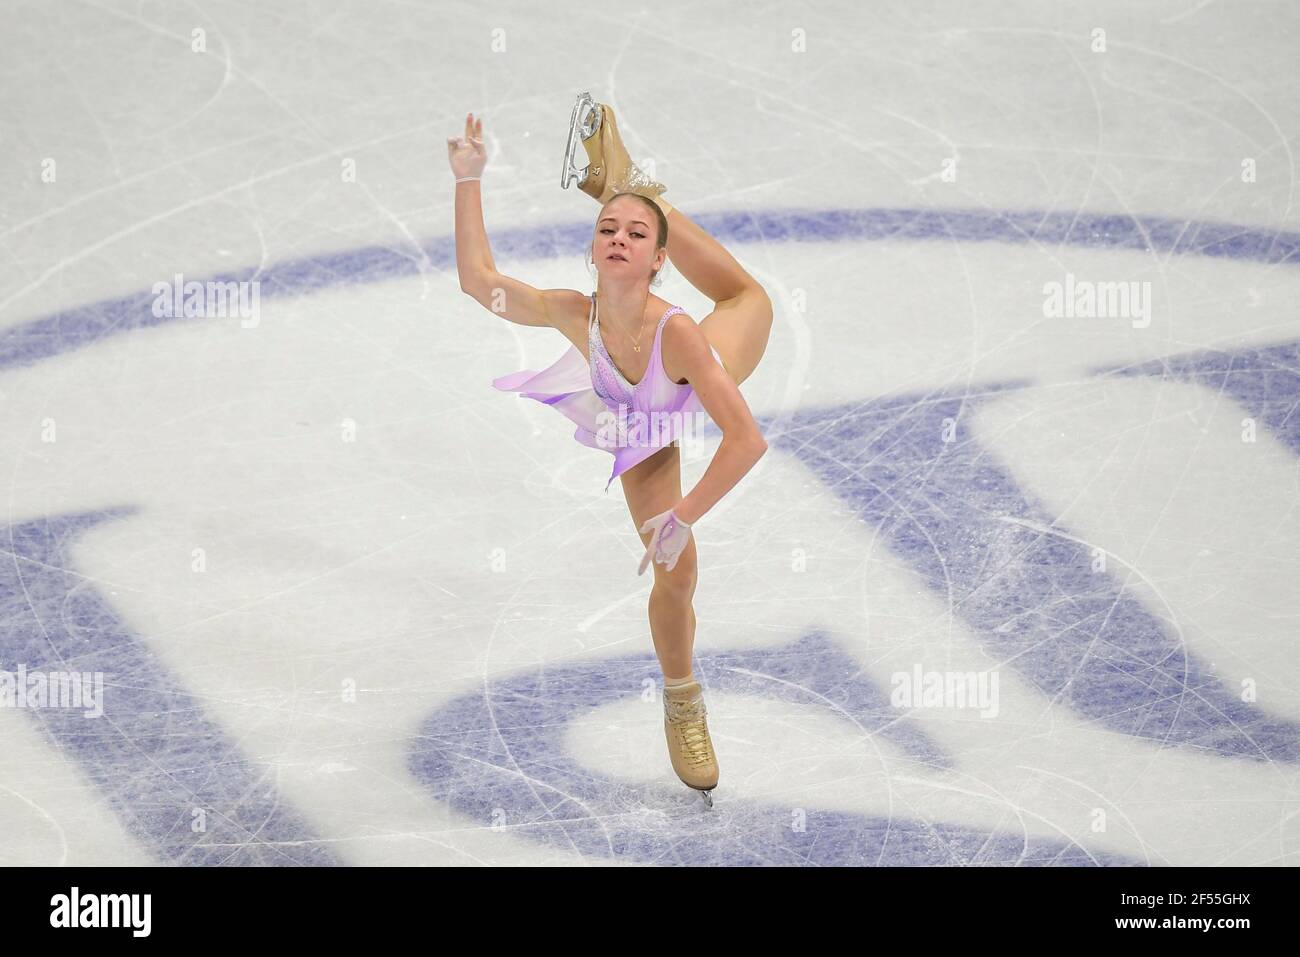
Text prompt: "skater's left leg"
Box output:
[[562, 97, 773, 385], [663, 209, 774, 387]]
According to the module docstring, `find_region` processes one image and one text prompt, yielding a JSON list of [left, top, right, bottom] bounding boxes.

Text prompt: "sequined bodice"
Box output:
[[494, 292, 726, 494], [586, 293, 679, 407]]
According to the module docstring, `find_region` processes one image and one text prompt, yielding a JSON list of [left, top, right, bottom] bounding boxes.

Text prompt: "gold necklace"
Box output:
[[597, 294, 650, 353]]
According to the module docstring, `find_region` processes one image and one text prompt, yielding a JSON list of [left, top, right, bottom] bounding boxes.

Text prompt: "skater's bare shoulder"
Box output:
[[662, 312, 763, 446], [660, 311, 712, 385], [462, 271, 588, 335]]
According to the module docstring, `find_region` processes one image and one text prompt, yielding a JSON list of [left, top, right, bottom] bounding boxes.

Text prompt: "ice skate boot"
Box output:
[[560, 91, 674, 217], [663, 679, 719, 807]]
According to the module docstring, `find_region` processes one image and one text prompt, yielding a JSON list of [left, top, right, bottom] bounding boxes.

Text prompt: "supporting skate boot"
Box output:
[[560, 91, 674, 217], [663, 679, 719, 807]]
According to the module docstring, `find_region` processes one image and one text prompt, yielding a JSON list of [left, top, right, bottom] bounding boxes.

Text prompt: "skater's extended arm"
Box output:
[[448, 112, 570, 329], [661, 316, 767, 526]]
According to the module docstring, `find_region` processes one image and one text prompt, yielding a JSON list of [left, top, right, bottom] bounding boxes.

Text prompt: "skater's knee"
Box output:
[[723, 280, 769, 312], [745, 283, 773, 324], [651, 559, 697, 605]]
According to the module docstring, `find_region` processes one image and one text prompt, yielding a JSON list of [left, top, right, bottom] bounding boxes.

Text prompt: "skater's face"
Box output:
[[593, 197, 664, 284]]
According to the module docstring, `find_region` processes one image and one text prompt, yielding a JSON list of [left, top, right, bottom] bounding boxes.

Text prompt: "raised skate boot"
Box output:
[[663, 679, 719, 807], [560, 91, 674, 217]]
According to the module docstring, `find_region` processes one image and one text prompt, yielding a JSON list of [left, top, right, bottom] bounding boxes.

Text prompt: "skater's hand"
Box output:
[[447, 112, 486, 179], [638, 508, 693, 575]]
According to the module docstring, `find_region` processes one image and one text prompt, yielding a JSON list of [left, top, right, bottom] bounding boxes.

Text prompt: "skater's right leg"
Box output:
[[648, 564, 697, 679], [619, 444, 698, 679], [621, 447, 720, 800]]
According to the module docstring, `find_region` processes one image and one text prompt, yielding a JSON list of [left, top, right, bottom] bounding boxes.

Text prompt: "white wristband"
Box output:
[[455, 176, 480, 183]]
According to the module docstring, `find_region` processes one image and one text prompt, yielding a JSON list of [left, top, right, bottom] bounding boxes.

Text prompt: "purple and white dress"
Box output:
[[492, 292, 726, 492]]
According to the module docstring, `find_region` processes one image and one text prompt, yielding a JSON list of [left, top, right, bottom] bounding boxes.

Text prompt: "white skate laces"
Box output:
[[665, 694, 714, 767]]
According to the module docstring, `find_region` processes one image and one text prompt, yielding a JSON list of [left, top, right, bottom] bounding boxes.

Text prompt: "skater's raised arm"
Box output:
[[449, 113, 569, 329]]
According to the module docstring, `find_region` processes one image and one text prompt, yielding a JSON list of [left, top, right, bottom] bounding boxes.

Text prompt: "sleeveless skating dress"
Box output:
[[492, 292, 726, 493]]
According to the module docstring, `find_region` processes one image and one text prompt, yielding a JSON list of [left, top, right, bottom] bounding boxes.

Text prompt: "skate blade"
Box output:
[[680, 783, 714, 808], [560, 91, 601, 190]]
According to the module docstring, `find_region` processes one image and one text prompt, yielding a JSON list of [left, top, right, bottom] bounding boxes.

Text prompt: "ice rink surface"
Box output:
[[1, 0, 1298, 865]]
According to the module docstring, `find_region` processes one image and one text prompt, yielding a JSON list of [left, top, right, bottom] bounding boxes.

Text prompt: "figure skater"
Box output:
[[448, 94, 773, 806]]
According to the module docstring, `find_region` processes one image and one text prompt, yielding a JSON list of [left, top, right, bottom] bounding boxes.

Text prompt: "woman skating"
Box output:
[[448, 94, 773, 806]]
